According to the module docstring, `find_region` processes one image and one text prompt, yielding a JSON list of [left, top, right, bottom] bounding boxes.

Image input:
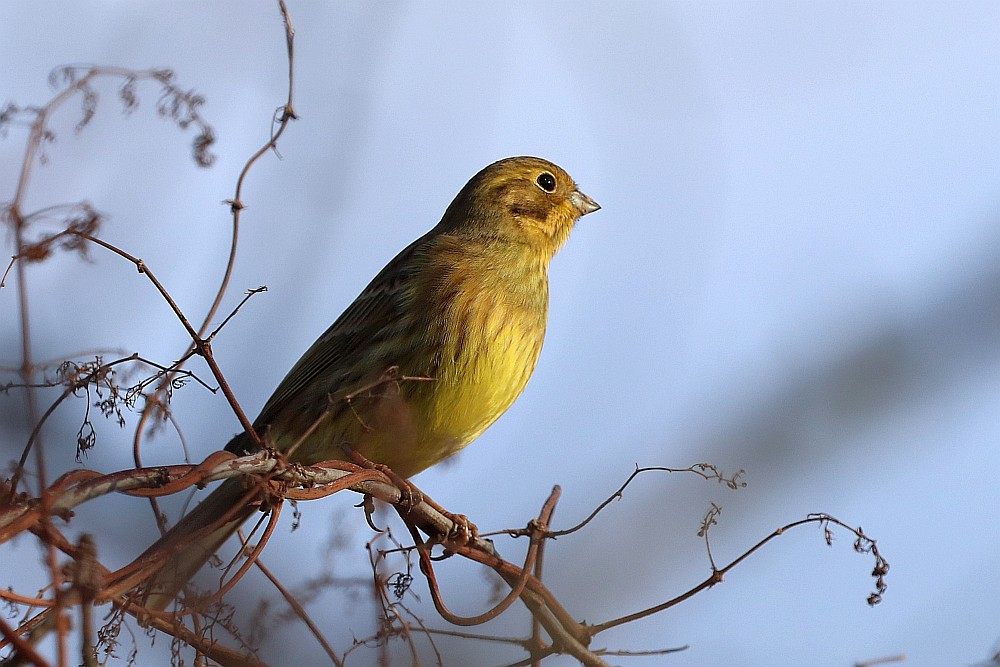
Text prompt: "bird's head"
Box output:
[[440, 156, 600, 256]]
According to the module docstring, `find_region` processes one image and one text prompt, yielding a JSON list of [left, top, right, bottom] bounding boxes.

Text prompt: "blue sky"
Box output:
[[3, 3, 1000, 665]]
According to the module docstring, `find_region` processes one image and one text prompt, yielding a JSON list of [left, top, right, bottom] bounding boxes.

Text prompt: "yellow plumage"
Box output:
[[131, 156, 599, 610]]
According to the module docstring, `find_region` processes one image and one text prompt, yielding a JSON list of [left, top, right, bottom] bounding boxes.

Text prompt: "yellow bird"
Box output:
[[137, 156, 599, 610]]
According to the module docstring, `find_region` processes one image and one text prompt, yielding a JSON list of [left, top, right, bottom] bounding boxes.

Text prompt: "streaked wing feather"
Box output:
[[251, 232, 430, 429]]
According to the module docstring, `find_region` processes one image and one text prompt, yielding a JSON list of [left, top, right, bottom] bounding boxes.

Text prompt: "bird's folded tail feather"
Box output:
[[137, 477, 259, 612]]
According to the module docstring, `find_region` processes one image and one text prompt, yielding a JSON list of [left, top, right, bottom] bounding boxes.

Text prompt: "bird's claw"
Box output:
[[443, 513, 478, 551]]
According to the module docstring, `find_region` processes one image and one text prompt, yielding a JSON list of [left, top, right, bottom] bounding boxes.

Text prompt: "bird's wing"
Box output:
[[248, 231, 433, 434]]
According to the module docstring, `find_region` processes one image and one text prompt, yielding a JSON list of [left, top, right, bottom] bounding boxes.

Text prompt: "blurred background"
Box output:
[[2, 2, 999, 665]]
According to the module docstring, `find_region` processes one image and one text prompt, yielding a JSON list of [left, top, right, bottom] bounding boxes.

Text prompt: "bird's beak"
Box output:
[[570, 190, 601, 216]]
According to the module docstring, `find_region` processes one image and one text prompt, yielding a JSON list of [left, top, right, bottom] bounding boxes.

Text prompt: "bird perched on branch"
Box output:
[[132, 156, 600, 611]]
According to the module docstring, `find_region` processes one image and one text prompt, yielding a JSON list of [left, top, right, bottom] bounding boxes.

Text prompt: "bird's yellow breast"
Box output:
[[413, 238, 549, 470], [355, 238, 549, 476], [430, 277, 545, 445]]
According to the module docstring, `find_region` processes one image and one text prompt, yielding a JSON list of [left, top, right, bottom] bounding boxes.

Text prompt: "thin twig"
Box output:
[[72, 231, 256, 439], [0, 615, 50, 666], [251, 553, 344, 667], [589, 513, 889, 635], [503, 464, 744, 540]]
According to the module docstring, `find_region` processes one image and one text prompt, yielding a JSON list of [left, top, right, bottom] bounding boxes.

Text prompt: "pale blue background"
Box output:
[[2, 3, 999, 666]]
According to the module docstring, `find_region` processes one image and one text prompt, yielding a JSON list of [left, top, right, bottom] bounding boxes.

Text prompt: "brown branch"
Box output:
[[6, 353, 211, 498], [3, 450, 594, 662], [589, 513, 889, 635], [0, 615, 51, 667], [0, 588, 56, 608], [138, 612, 270, 667], [67, 232, 256, 441], [409, 486, 561, 627], [526, 464, 744, 540], [2, 451, 890, 666]]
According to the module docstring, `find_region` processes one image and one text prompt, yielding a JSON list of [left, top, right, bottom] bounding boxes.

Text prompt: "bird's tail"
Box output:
[[126, 477, 259, 612]]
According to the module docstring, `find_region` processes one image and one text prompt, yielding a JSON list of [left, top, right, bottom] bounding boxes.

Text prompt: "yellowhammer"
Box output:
[[136, 156, 599, 610]]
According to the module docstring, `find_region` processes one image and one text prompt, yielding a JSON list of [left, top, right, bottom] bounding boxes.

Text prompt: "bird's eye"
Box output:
[[536, 172, 557, 193]]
